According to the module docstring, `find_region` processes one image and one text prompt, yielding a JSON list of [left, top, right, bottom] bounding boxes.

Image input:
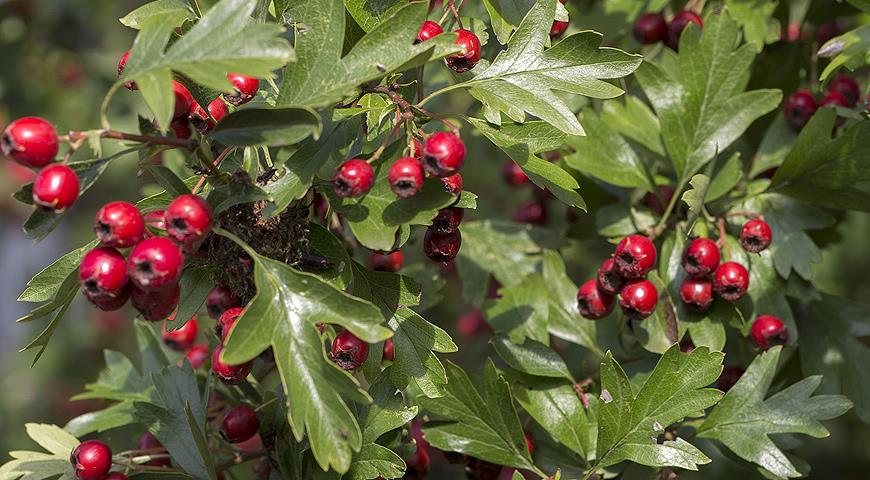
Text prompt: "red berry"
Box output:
[[388, 156, 425, 198], [331, 330, 369, 370], [821, 91, 851, 127], [132, 284, 180, 322], [716, 366, 744, 392], [619, 279, 658, 320], [208, 98, 230, 123], [679, 277, 714, 311], [750, 314, 788, 350], [513, 201, 547, 225], [369, 250, 403, 272], [206, 284, 241, 320], [422, 132, 465, 177], [127, 237, 184, 291], [333, 159, 374, 197], [89, 286, 131, 311], [144, 209, 166, 236], [184, 344, 210, 369], [79, 247, 129, 302], [503, 161, 528, 186], [828, 75, 860, 106], [416, 20, 444, 43], [212, 344, 253, 385], [162, 315, 199, 351], [2, 116, 59, 168], [94, 201, 145, 248], [423, 227, 462, 262], [784, 90, 818, 130], [411, 138, 424, 159], [138, 432, 170, 467], [550, 20, 569, 38], [441, 173, 463, 194], [170, 119, 191, 139], [224, 73, 259, 106], [33, 163, 79, 212], [383, 338, 394, 361], [457, 308, 490, 339], [188, 102, 215, 134], [576, 279, 615, 320], [596, 257, 625, 295], [104, 474, 129, 480], [165, 194, 213, 250], [431, 207, 464, 235], [524, 431, 535, 455], [666, 10, 703, 50], [740, 219, 772, 253], [682, 237, 720, 277], [633, 13, 667, 44], [406, 440, 430, 478], [70, 440, 112, 480], [446, 29, 481, 73], [614, 234, 657, 279], [117, 50, 137, 90], [218, 307, 244, 341], [712, 262, 750, 302], [172, 81, 194, 119], [221, 404, 260, 444]]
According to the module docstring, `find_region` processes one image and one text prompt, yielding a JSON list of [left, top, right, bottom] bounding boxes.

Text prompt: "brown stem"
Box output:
[[63, 130, 199, 150], [366, 112, 405, 164]]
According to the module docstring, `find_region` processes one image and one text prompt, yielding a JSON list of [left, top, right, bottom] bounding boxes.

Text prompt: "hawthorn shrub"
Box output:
[[1, 0, 869, 479]]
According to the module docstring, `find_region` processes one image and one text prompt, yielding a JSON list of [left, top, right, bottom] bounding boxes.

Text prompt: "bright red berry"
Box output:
[[619, 279, 658, 320], [679, 277, 714, 311], [576, 279, 615, 320], [740, 219, 772, 253], [94, 201, 145, 248], [331, 330, 369, 370], [132, 284, 180, 322], [717, 366, 744, 392], [188, 102, 215, 134], [218, 307, 244, 341], [127, 237, 184, 291], [633, 12, 667, 44], [117, 50, 137, 90], [2, 116, 59, 168], [333, 159, 374, 197], [33, 163, 79, 212], [682, 237, 720, 277], [596, 257, 625, 295], [666, 11, 703, 50], [614, 234, 657, 279], [713, 262, 750, 302], [431, 207, 464, 235], [457, 308, 490, 339], [221, 405, 260, 444], [750, 314, 788, 350], [369, 250, 403, 272], [416, 20, 444, 43], [138, 432, 170, 467], [784, 90, 818, 130], [441, 173, 463, 194], [79, 247, 129, 302], [446, 29, 481, 73], [70, 441, 112, 480], [422, 132, 465, 177], [513, 201, 547, 225], [206, 284, 241, 320], [224, 73, 259, 106], [828, 75, 860, 106], [208, 98, 230, 123], [423, 227, 462, 262], [550, 20, 569, 38], [383, 338, 394, 361], [184, 344, 210, 369], [165, 194, 213, 250], [388, 156, 425, 198], [172, 81, 194, 119], [162, 315, 199, 351], [212, 344, 253, 385]]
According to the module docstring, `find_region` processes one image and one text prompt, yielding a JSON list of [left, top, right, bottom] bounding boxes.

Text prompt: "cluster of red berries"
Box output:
[[415, 20, 481, 73], [783, 75, 862, 130], [330, 330, 394, 370], [633, 10, 703, 50], [577, 234, 660, 321], [212, 307, 254, 384]]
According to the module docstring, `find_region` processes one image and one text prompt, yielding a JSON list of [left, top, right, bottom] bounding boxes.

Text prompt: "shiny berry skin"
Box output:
[[577, 279, 615, 320], [740, 219, 772, 253], [333, 159, 374, 197], [619, 279, 659, 320], [138, 432, 171, 467], [550, 20, 569, 38], [218, 307, 244, 341], [172, 81, 194, 119], [369, 250, 403, 272], [633, 12, 667, 44], [388, 156, 425, 198], [208, 98, 230, 123], [441, 173, 463, 194], [614, 234, 657, 279], [331, 330, 369, 370], [206, 284, 241, 319], [117, 50, 137, 90], [89, 286, 131, 311], [1, 116, 59, 168], [503, 161, 528, 186], [666, 10, 703, 50], [828, 75, 860, 106], [596, 257, 625, 295], [423, 227, 462, 262], [127, 237, 184, 291], [104, 474, 129, 480], [33, 163, 79, 212], [717, 366, 744, 392], [712, 262, 749, 302], [70, 440, 113, 480], [422, 132, 465, 177], [383, 338, 394, 361], [445, 29, 481, 73], [94, 201, 145, 248], [750, 314, 788, 350], [188, 102, 215, 134], [783, 90, 818, 130], [431, 207, 464, 235], [513, 201, 547, 225], [416, 20, 443, 43], [162, 315, 199, 351], [224, 73, 260, 106], [682, 237, 720, 277], [165, 194, 213, 249], [212, 344, 253, 385], [79, 247, 129, 301], [221, 405, 260, 443], [185, 344, 210, 369], [679, 277, 714, 311], [132, 284, 180, 322]]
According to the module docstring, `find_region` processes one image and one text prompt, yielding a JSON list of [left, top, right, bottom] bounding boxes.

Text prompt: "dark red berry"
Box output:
[[184, 344, 210, 369], [369, 250, 403, 272], [457, 308, 490, 339], [828, 75, 860, 106], [70, 440, 112, 480], [816, 20, 840, 45], [446, 29, 481, 73], [132, 284, 180, 322], [208, 98, 230, 123], [89, 286, 131, 311], [212, 344, 253, 385], [206, 284, 241, 320], [144, 209, 166, 236], [503, 161, 528, 186], [388, 156, 425, 198], [679, 338, 695, 353], [713, 262, 749, 302], [431, 207, 464, 235], [784, 90, 818, 130], [79, 247, 129, 302], [682, 237, 720, 277], [218, 307, 244, 341], [406, 421, 430, 478], [221, 405, 260, 444], [94, 201, 145, 248], [821, 91, 851, 127], [750, 314, 788, 350], [188, 102, 215, 134], [169, 119, 191, 138], [333, 159, 374, 197], [740, 219, 772, 253], [614, 234, 657, 279], [716, 366, 744, 392], [416, 20, 443, 43], [117, 50, 137, 90], [33, 163, 79, 212], [423, 227, 461, 262], [666, 11, 703, 50], [165, 194, 213, 250], [172, 81, 194, 119], [383, 338, 394, 361], [162, 315, 199, 351], [224, 73, 259, 106], [576, 279, 615, 320], [331, 330, 369, 370], [441, 173, 463, 194], [1, 116, 59, 167], [679, 277, 714, 311], [596, 257, 625, 294], [550, 20, 569, 38], [422, 132, 465, 177], [513, 201, 547, 225], [633, 12, 667, 44], [127, 237, 184, 291], [619, 279, 658, 320], [138, 432, 171, 467]]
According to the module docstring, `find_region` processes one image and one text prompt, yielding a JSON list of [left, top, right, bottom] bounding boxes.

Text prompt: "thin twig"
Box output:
[[62, 129, 198, 150]]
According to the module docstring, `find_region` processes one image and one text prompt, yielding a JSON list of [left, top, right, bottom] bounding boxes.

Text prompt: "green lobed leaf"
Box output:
[[386, 307, 457, 398], [491, 335, 574, 381], [166, 266, 212, 330], [541, 250, 601, 355], [343, 0, 407, 32], [18, 240, 98, 303], [0, 424, 79, 480], [484, 273, 550, 344], [120, 0, 195, 29], [725, 0, 780, 52], [358, 369, 419, 443], [818, 24, 870, 80], [599, 95, 665, 157], [343, 443, 405, 480], [210, 107, 322, 147]]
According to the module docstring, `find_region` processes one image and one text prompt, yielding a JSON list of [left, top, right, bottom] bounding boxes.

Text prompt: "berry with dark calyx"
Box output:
[[224, 73, 259, 106], [104, 474, 129, 480], [619, 279, 659, 320], [503, 161, 528, 186], [144, 209, 166, 236], [423, 227, 462, 262], [445, 29, 481, 73], [416, 20, 443, 43], [94, 201, 145, 248], [828, 75, 860, 106], [388, 156, 425, 198], [369, 250, 403, 272], [716, 366, 744, 392], [513, 201, 547, 225], [162, 315, 199, 351], [682, 237, 720, 277], [170, 118, 191, 139], [165, 194, 213, 249], [79, 247, 129, 302], [614, 234, 657, 279], [441, 173, 463, 194], [550, 20, 569, 38], [333, 159, 374, 197], [431, 207, 464, 235], [422, 131, 465, 177], [713, 262, 750, 302], [740, 219, 772, 253], [666, 10, 703, 50], [206, 284, 241, 319], [127, 237, 184, 291], [633, 12, 667, 44], [33, 163, 79, 212], [70, 440, 112, 480], [750, 314, 788, 350], [596, 257, 625, 294], [132, 284, 181, 321], [188, 102, 215, 134], [212, 345, 253, 385], [138, 432, 170, 467], [117, 50, 137, 90], [383, 338, 394, 361], [184, 344, 210, 369], [576, 279, 615, 320], [679, 277, 714, 311], [331, 330, 369, 370], [821, 91, 851, 127], [784, 89, 818, 130], [220, 404, 260, 444], [218, 307, 244, 341], [2, 116, 59, 168], [208, 98, 230, 123], [172, 81, 194, 119]]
